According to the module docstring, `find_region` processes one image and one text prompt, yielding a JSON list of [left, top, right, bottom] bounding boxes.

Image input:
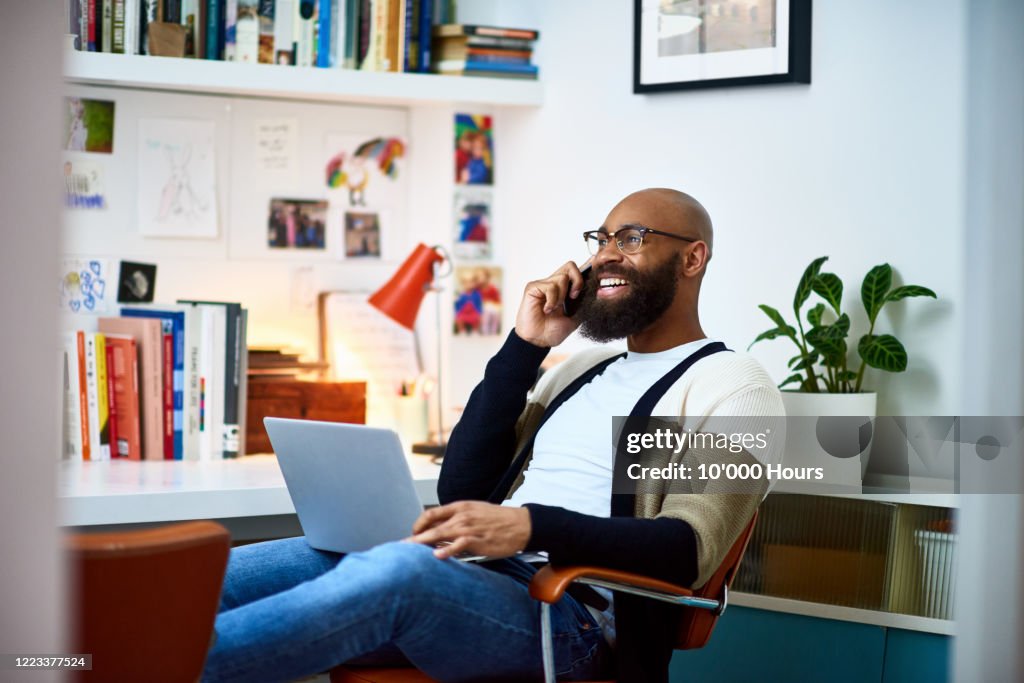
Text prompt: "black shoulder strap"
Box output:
[[487, 352, 626, 503], [611, 341, 730, 517]]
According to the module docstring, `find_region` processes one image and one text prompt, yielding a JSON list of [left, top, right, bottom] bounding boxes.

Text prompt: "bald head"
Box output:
[[614, 188, 714, 256]]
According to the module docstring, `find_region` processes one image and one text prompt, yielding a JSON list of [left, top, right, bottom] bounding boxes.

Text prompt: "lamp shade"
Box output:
[[368, 243, 445, 330]]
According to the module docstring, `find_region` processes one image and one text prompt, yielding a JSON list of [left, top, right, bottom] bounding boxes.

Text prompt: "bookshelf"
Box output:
[[64, 50, 544, 108]]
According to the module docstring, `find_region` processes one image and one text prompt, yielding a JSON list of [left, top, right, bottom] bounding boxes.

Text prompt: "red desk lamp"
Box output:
[[369, 243, 450, 457]]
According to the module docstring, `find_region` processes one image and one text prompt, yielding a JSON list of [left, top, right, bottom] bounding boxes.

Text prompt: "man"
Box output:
[[203, 188, 783, 683]]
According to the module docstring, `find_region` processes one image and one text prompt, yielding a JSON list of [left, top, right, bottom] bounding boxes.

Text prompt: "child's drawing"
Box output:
[[325, 136, 405, 207], [137, 119, 218, 238], [60, 258, 112, 314]]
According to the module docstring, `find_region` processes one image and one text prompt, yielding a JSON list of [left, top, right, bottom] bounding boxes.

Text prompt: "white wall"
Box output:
[[455, 0, 968, 417]]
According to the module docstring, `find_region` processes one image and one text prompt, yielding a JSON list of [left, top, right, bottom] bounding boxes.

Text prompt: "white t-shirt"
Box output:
[[504, 338, 716, 516]]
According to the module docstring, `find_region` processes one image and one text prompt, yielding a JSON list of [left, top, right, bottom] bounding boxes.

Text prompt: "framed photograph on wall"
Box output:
[[633, 0, 812, 93]]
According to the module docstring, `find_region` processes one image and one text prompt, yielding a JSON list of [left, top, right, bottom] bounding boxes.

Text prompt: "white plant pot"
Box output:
[[779, 391, 878, 494]]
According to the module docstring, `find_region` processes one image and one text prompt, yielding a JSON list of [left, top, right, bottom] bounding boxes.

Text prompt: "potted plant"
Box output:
[[750, 257, 937, 483]]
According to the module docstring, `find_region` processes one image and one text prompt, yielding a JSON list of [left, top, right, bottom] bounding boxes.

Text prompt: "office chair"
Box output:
[[66, 520, 230, 682], [331, 512, 758, 683]]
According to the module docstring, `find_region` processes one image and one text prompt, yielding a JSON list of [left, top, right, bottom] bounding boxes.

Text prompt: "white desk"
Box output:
[[58, 453, 441, 540]]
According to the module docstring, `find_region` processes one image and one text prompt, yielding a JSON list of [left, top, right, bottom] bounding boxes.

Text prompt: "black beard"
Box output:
[[575, 253, 680, 343]]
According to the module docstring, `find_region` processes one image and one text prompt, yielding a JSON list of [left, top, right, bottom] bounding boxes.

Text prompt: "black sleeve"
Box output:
[[437, 330, 550, 504], [524, 503, 699, 587]]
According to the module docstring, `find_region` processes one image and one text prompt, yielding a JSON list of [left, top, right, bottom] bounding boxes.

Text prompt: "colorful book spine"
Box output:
[[316, 0, 331, 66], [104, 341, 120, 458], [94, 333, 112, 460], [207, 0, 224, 59], [224, 0, 239, 59], [87, 0, 97, 51], [417, 0, 430, 72], [106, 335, 142, 460], [84, 333, 101, 460], [295, 0, 316, 67], [121, 308, 186, 459], [343, 0, 358, 67], [268, 0, 287, 63], [77, 331, 91, 460], [112, 0, 125, 52], [62, 333, 85, 460]]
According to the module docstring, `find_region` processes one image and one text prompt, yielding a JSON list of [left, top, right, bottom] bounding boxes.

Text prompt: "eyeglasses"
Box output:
[[582, 226, 698, 256]]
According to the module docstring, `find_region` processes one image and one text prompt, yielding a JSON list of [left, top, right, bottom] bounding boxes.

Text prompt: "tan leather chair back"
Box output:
[[67, 521, 230, 682], [675, 511, 758, 650]]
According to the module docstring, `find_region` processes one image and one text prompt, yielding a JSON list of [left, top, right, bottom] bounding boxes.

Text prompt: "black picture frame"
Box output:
[[633, 0, 812, 94]]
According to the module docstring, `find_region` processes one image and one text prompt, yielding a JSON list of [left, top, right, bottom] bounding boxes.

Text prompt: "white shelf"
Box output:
[[63, 50, 543, 107], [58, 453, 440, 527]]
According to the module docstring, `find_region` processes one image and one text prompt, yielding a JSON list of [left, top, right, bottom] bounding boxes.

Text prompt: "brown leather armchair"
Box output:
[[66, 520, 230, 682], [332, 512, 757, 683]]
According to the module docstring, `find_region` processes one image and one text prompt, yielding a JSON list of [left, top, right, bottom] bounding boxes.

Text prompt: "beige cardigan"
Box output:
[[506, 346, 784, 587]]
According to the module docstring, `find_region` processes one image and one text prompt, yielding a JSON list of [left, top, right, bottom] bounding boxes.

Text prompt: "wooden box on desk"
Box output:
[[245, 380, 366, 454]]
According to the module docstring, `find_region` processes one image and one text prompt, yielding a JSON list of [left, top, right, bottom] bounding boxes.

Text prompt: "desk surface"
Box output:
[[58, 453, 441, 527]]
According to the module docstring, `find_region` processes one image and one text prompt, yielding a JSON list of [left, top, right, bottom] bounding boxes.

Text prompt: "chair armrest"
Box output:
[[528, 565, 695, 605], [66, 520, 229, 558]]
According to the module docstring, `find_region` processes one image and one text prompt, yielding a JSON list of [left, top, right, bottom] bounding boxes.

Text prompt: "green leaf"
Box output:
[[758, 304, 790, 331], [779, 373, 804, 389], [861, 264, 893, 324], [812, 272, 844, 314], [886, 285, 937, 302], [787, 353, 803, 368], [794, 256, 829, 313], [806, 315, 850, 365], [858, 334, 908, 372], [806, 303, 825, 328], [837, 370, 858, 382], [748, 326, 794, 349], [789, 351, 820, 371]]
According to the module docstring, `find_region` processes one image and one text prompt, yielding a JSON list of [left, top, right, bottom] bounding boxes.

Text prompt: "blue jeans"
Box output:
[[202, 538, 611, 682]]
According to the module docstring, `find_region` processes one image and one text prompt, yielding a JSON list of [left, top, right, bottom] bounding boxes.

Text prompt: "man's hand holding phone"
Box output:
[[514, 260, 590, 348]]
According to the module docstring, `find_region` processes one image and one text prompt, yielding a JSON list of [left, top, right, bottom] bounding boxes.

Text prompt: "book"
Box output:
[[416, 0, 430, 72], [94, 333, 112, 459], [112, 0, 125, 52], [103, 340, 119, 458], [83, 333, 103, 460], [105, 334, 142, 460], [76, 331, 91, 460], [196, 0, 208, 59], [433, 24, 540, 41], [235, 0, 260, 61], [166, 0, 183, 23], [357, 0, 371, 67], [62, 332, 86, 460], [224, 0, 238, 59], [316, 0, 332, 67], [384, 0, 400, 72], [99, 317, 163, 460], [206, 0, 224, 59], [434, 60, 539, 77], [268, 0, 288, 63], [141, 0, 158, 54], [87, 0, 97, 51], [436, 42, 532, 62], [178, 300, 243, 458], [343, 0, 358, 67], [433, 34, 536, 51], [181, 303, 226, 459], [294, 0, 316, 67]]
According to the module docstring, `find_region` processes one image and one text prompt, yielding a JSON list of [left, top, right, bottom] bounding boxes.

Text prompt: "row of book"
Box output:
[[65, 0, 455, 71], [64, 1, 540, 78], [62, 301, 248, 461], [431, 23, 539, 80]]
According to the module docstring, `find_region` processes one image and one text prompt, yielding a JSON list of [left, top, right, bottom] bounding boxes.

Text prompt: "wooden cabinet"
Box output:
[[245, 380, 366, 454]]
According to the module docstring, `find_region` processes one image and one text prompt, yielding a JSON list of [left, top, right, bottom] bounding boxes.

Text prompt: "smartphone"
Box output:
[[562, 263, 592, 317]]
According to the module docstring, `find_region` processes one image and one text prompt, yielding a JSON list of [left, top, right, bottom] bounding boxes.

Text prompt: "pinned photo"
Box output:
[[117, 261, 158, 303], [344, 211, 382, 258], [454, 113, 493, 185], [64, 97, 115, 154], [268, 198, 327, 249], [453, 190, 492, 260], [453, 266, 502, 336]]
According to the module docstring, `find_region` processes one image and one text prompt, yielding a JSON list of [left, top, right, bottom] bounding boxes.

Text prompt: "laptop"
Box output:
[[264, 417, 426, 554]]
